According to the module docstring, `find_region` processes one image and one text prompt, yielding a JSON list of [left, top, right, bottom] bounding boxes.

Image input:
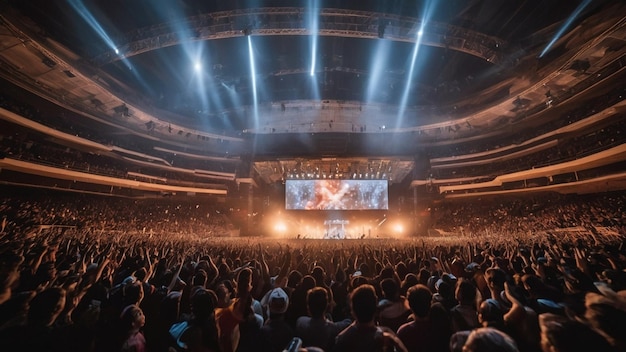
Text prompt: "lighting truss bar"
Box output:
[[92, 7, 505, 66]]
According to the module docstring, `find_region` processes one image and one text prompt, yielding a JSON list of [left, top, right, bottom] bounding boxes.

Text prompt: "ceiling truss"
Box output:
[[92, 7, 505, 66]]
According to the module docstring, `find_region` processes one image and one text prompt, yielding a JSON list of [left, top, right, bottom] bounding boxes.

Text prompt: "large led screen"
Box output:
[[285, 180, 389, 210]]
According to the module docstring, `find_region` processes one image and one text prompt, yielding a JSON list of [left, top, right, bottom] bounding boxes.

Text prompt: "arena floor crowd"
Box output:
[[0, 190, 625, 351]]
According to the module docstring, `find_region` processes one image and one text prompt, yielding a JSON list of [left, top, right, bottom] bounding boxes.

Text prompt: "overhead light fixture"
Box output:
[[378, 19, 386, 38]]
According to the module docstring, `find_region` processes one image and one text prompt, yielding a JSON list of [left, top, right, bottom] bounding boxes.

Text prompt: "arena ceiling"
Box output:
[[1, 0, 624, 186], [10, 0, 594, 128]]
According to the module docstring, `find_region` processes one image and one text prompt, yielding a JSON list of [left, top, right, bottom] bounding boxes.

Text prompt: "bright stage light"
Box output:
[[274, 222, 287, 233], [114, 48, 119, 55], [393, 223, 404, 233], [194, 61, 202, 72]]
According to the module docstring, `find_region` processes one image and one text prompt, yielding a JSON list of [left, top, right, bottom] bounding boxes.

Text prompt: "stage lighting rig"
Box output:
[[378, 18, 387, 38]]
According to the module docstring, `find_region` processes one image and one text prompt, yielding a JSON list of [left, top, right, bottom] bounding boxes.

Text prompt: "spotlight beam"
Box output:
[[309, 0, 319, 77], [397, 27, 424, 126], [397, 1, 436, 127], [247, 36, 259, 128], [365, 39, 391, 103], [309, 35, 317, 77], [308, 1, 321, 100], [539, 0, 593, 58], [68, 0, 118, 52]]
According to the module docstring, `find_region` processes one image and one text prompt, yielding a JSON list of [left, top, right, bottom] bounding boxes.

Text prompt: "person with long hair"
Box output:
[[178, 289, 220, 352]]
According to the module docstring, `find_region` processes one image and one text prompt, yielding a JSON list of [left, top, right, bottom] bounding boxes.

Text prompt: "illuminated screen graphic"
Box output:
[[285, 180, 389, 210]]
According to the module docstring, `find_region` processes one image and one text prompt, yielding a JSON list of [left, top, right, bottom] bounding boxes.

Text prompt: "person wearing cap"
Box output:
[[476, 283, 535, 350], [465, 262, 490, 301], [432, 275, 458, 311], [259, 287, 295, 352]]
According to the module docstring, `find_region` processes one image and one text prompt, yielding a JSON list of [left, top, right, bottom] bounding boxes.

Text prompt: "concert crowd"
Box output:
[[0, 190, 625, 352]]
